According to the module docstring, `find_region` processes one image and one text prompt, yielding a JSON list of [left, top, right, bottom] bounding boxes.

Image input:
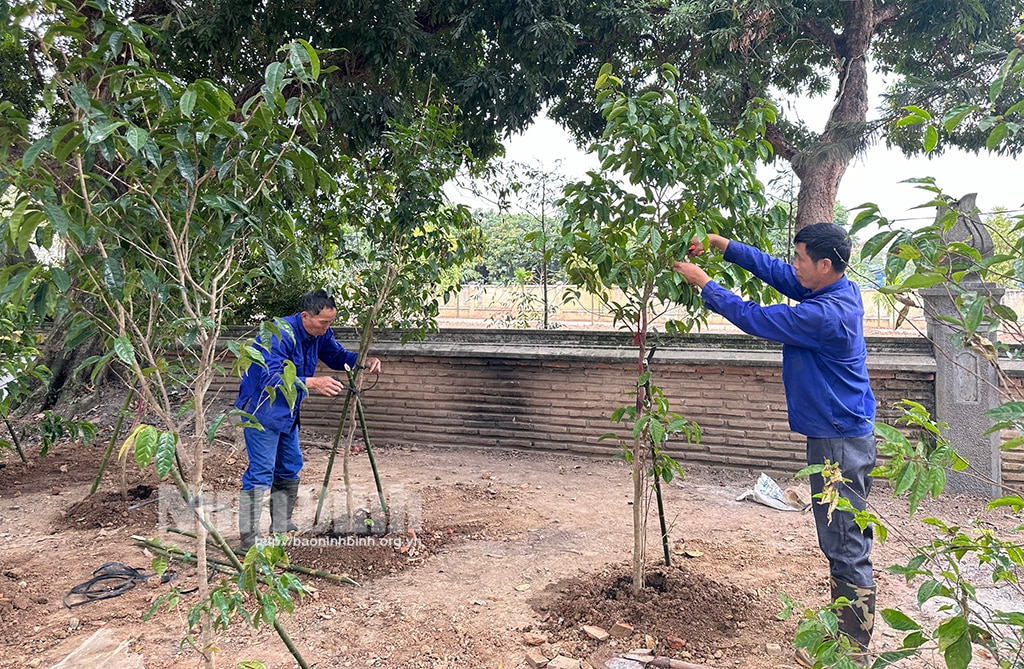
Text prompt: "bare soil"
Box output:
[[1, 412, 1021, 669]]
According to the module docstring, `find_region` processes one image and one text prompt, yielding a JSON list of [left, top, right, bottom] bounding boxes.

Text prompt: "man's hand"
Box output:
[[672, 260, 711, 288], [363, 357, 382, 374], [687, 233, 729, 257], [305, 375, 346, 397]]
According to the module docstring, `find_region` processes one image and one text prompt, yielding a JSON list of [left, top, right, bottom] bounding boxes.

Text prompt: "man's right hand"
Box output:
[[305, 375, 346, 397]]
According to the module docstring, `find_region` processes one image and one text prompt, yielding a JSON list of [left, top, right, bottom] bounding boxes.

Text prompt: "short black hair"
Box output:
[[301, 289, 337, 315], [793, 222, 851, 273]]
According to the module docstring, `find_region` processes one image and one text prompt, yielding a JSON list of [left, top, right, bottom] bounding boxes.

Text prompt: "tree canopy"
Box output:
[[547, 0, 1024, 231], [13, 1, 1018, 236]]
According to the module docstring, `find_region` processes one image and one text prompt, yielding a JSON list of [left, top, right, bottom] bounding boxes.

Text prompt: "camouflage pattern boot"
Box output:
[[832, 577, 877, 668]]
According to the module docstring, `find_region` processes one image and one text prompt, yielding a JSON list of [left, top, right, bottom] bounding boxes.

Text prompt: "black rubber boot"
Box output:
[[238, 488, 264, 553], [270, 478, 300, 533], [832, 576, 877, 667]]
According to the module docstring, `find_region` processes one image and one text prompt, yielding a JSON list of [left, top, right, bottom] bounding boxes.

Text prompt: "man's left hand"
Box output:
[[364, 357, 382, 374], [672, 260, 711, 288]]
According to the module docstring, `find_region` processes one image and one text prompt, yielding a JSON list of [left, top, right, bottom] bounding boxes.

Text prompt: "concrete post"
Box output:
[[919, 194, 1004, 496]]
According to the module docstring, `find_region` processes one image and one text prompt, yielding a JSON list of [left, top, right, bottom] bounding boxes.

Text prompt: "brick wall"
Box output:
[[211, 329, 939, 480], [1001, 375, 1024, 488]]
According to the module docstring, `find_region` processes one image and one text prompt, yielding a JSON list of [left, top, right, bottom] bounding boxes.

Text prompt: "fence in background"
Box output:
[[439, 285, 1024, 333]]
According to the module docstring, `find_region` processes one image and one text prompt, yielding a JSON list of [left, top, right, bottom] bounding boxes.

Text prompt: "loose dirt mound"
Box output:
[[535, 565, 775, 665]]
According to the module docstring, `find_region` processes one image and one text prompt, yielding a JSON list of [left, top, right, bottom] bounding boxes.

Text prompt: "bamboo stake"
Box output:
[[1, 413, 26, 463], [348, 367, 388, 520], [90, 387, 135, 495], [314, 378, 357, 526]]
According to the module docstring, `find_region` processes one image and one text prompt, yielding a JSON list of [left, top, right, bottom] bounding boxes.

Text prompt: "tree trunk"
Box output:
[[32, 313, 111, 411], [790, 0, 875, 233]]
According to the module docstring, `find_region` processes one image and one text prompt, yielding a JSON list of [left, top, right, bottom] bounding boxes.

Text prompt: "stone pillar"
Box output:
[[918, 194, 1004, 496]]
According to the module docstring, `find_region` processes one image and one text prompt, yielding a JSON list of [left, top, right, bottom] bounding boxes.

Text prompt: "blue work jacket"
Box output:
[[234, 313, 358, 433], [699, 242, 876, 438]]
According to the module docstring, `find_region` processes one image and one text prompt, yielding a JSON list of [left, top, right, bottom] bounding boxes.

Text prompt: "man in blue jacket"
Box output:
[[673, 223, 876, 667], [234, 289, 382, 551]]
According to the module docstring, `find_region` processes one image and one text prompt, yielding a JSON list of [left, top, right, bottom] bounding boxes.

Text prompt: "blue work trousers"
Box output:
[[241, 422, 303, 490], [807, 435, 876, 587]]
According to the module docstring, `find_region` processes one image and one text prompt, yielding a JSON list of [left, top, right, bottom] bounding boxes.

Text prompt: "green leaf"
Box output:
[[987, 495, 1024, 512], [102, 257, 125, 298], [923, 125, 938, 153], [986, 123, 1009, 151], [133, 425, 159, 469], [50, 266, 70, 293], [917, 579, 945, 605], [113, 336, 136, 366], [942, 632, 972, 669], [207, 413, 228, 444], [41, 203, 72, 235], [126, 125, 149, 150], [881, 608, 921, 632], [265, 61, 285, 94], [987, 401, 1024, 423], [989, 75, 1006, 104], [902, 105, 932, 120], [69, 83, 92, 112], [9, 199, 33, 254], [963, 297, 985, 332], [648, 419, 665, 444], [298, 39, 320, 80], [895, 115, 925, 128], [174, 150, 196, 187], [894, 463, 917, 495], [180, 89, 196, 118], [874, 422, 910, 448], [22, 136, 52, 169], [154, 431, 177, 479], [89, 120, 126, 144], [898, 272, 946, 290], [941, 105, 978, 133]]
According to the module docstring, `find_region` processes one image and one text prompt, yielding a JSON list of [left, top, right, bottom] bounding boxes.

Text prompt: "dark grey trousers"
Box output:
[[806, 435, 877, 588]]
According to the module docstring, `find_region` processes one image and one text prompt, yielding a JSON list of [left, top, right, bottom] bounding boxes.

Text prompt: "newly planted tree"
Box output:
[[313, 103, 482, 527], [560, 63, 787, 594], [0, 1, 336, 665]]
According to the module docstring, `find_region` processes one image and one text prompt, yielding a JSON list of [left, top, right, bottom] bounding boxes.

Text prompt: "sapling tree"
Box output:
[[312, 103, 483, 528], [0, 1, 336, 666], [559, 63, 787, 594]]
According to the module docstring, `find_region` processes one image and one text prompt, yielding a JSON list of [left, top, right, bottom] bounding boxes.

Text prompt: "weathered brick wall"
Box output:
[[211, 330, 938, 480]]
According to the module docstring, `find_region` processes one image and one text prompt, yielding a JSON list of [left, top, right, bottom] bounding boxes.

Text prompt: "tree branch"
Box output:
[[798, 17, 838, 56], [765, 123, 798, 163]]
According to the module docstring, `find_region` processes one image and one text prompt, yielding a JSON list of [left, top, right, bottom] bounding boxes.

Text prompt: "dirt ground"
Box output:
[[1, 412, 1022, 669]]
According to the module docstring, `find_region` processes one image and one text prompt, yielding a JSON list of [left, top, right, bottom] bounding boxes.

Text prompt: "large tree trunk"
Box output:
[[787, 0, 882, 233]]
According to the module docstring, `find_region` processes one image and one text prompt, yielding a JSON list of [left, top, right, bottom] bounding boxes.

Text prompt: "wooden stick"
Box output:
[[164, 527, 360, 585]]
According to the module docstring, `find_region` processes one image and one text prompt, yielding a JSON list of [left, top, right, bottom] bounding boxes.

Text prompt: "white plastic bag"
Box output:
[[736, 472, 806, 512]]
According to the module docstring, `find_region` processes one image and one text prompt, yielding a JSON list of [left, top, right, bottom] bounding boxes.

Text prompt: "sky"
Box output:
[[480, 98, 1023, 229]]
